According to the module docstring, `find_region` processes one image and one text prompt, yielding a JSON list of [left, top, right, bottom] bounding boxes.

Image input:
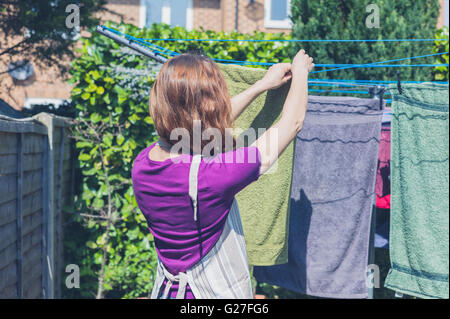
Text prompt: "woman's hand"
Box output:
[[252, 49, 314, 174], [231, 63, 292, 121], [291, 49, 314, 77], [257, 63, 293, 91]]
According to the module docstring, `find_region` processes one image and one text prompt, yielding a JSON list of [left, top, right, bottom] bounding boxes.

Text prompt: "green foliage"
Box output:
[[433, 27, 449, 81], [66, 21, 292, 298], [142, 23, 292, 65], [290, 0, 441, 81]]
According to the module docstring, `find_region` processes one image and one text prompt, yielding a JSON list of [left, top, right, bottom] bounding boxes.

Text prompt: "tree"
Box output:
[[290, 0, 442, 81], [0, 0, 106, 74]]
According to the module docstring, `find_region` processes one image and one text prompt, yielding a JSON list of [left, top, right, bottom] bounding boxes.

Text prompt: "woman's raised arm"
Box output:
[[251, 50, 314, 174], [230, 63, 292, 121]]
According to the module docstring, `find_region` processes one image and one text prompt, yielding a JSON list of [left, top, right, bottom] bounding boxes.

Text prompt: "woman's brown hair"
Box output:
[[149, 54, 234, 154]]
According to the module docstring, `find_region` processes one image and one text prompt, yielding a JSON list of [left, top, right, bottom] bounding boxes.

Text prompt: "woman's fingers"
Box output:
[[276, 63, 292, 74], [283, 72, 293, 83]]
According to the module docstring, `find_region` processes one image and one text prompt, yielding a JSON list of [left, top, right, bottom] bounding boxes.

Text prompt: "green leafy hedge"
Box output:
[[433, 27, 449, 81], [66, 22, 292, 299]]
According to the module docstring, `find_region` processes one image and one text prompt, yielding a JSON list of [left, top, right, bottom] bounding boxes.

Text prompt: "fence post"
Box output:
[[16, 133, 23, 298], [35, 113, 55, 299], [55, 125, 65, 298], [41, 133, 49, 298]]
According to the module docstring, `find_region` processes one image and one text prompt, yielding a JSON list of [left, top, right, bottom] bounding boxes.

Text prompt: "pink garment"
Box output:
[[375, 125, 391, 209]]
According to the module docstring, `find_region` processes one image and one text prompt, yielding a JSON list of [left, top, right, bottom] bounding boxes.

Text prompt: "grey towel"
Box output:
[[254, 95, 383, 299]]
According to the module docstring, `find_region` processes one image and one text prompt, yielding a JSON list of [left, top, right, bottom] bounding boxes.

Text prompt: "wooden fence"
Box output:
[[0, 113, 75, 299]]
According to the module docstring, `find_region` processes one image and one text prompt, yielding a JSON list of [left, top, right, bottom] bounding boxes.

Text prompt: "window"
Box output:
[[264, 0, 292, 29], [445, 0, 449, 27], [140, 0, 193, 30], [23, 98, 68, 109]]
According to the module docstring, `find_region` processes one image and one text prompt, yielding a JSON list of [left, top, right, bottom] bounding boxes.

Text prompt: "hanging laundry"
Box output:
[[374, 207, 390, 249], [254, 95, 383, 298], [375, 124, 391, 209], [218, 63, 293, 265], [374, 123, 391, 249], [385, 83, 449, 299]]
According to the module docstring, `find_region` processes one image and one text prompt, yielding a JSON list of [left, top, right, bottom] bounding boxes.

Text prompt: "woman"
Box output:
[[132, 49, 314, 299]]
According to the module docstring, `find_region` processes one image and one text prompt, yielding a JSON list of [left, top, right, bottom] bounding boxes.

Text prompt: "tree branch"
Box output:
[[0, 38, 29, 57]]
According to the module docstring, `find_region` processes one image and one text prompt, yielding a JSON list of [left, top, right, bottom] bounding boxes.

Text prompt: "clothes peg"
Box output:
[[397, 71, 403, 95]]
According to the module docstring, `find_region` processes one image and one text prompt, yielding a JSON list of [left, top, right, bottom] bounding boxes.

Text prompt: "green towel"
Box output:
[[218, 63, 293, 265], [385, 83, 449, 299]]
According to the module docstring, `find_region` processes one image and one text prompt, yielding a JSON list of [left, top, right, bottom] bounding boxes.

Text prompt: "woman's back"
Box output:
[[132, 142, 261, 275]]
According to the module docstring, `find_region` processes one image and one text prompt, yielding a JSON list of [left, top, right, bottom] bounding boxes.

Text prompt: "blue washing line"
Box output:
[[308, 89, 393, 105], [311, 52, 449, 74], [102, 26, 449, 70], [309, 88, 393, 94], [133, 36, 450, 69], [309, 78, 449, 84], [141, 38, 450, 70], [309, 83, 393, 92], [309, 64, 448, 67], [140, 38, 449, 43], [309, 89, 370, 94], [101, 26, 449, 92], [99, 26, 442, 107], [309, 82, 382, 88], [143, 40, 450, 70]]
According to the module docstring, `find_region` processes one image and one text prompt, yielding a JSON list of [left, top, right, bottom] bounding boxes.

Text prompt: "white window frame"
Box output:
[[23, 98, 68, 110], [139, 0, 193, 30], [444, 0, 449, 27], [264, 0, 292, 29]]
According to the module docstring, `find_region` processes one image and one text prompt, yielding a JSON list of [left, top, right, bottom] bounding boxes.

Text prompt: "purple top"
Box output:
[[132, 142, 261, 297]]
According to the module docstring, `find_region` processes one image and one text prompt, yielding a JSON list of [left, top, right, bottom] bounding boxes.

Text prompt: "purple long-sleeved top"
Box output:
[[132, 142, 261, 298]]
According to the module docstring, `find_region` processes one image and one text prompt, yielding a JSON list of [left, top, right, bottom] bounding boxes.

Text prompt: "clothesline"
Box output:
[[310, 79, 449, 84], [101, 26, 449, 72], [97, 25, 449, 100], [140, 38, 450, 43], [311, 52, 449, 74], [129, 32, 450, 71], [141, 36, 450, 73]]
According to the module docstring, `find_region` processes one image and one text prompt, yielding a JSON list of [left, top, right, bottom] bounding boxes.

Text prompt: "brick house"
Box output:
[[0, 0, 448, 111]]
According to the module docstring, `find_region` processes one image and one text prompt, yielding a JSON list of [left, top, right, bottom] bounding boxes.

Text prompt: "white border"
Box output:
[[264, 0, 292, 29]]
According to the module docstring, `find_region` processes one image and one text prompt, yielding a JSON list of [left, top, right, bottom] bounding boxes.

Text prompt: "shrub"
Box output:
[[290, 0, 441, 81], [433, 26, 449, 81]]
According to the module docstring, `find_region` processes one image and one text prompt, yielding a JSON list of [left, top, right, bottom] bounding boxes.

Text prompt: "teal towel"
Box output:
[[385, 83, 449, 299], [218, 63, 293, 265]]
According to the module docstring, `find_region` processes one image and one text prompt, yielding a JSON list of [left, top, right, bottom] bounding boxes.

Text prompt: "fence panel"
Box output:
[[0, 113, 74, 299]]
